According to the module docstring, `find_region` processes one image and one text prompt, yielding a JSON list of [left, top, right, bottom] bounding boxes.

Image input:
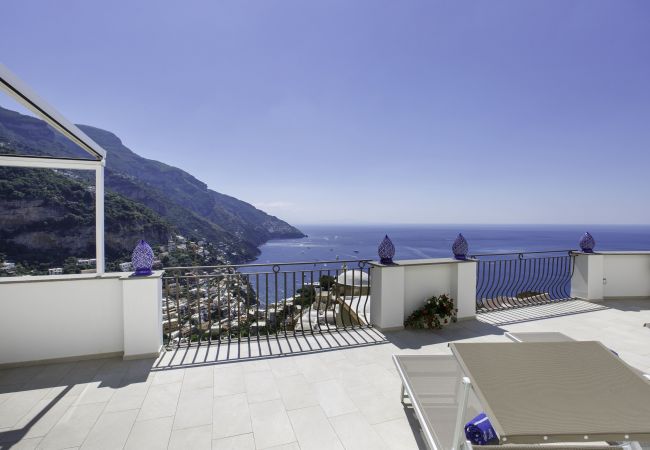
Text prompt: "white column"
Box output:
[[571, 253, 604, 301], [95, 164, 105, 275], [121, 271, 163, 359], [453, 261, 477, 320], [370, 264, 405, 330]]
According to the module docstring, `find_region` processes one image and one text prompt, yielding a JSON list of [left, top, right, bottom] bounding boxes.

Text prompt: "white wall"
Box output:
[[370, 258, 477, 330], [570, 252, 650, 301], [603, 253, 650, 298], [571, 253, 604, 301], [0, 272, 163, 366], [403, 263, 454, 317]]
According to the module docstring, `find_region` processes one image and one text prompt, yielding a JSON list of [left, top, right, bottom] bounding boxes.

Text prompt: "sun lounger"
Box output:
[[451, 342, 650, 448], [505, 332, 650, 382], [396, 341, 650, 450]]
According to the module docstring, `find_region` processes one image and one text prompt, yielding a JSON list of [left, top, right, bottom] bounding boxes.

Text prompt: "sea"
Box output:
[[254, 224, 650, 264]]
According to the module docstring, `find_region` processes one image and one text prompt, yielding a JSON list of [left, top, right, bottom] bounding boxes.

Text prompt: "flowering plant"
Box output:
[[404, 294, 457, 329]]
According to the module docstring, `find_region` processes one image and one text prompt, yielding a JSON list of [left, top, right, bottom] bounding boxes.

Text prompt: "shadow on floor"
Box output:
[[600, 297, 650, 312], [153, 326, 389, 370], [0, 357, 157, 448], [0, 386, 73, 449], [476, 299, 609, 326]]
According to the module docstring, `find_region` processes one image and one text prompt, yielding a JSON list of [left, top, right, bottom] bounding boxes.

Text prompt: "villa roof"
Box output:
[[336, 269, 369, 287]]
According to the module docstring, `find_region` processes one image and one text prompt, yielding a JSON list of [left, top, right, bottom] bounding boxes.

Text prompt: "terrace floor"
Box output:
[[1, 298, 649, 450]]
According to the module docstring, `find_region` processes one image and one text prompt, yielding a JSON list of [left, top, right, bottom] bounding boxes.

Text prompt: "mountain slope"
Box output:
[[0, 106, 304, 267], [0, 166, 172, 268], [67, 123, 303, 246]]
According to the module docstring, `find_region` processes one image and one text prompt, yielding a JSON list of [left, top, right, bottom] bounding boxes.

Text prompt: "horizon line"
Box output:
[[291, 222, 650, 227]]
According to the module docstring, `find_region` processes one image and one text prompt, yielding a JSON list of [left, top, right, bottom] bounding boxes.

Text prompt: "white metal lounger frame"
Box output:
[[394, 354, 438, 449], [393, 354, 473, 450], [396, 348, 646, 450]]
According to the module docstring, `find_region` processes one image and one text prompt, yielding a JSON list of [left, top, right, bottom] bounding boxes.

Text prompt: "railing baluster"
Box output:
[[302, 270, 309, 333], [312, 269, 325, 334], [163, 278, 171, 346], [361, 265, 370, 325], [233, 272, 244, 341], [474, 250, 577, 313], [293, 272, 305, 336], [226, 275, 232, 345], [206, 275, 212, 345], [283, 271, 288, 339], [265, 273, 270, 347], [216, 274, 222, 344], [487, 260, 502, 309], [545, 256, 561, 301], [511, 257, 527, 305], [324, 269, 333, 332], [309, 270, 315, 335], [255, 273, 260, 341], [342, 268, 348, 328], [174, 274, 181, 347], [196, 275, 202, 345], [529, 257, 546, 303]]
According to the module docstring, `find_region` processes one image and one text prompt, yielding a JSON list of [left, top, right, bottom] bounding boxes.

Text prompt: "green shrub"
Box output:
[[319, 275, 336, 291], [404, 294, 457, 329]]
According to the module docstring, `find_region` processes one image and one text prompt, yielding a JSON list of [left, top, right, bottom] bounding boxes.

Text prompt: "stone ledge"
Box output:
[[369, 258, 475, 268], [0, 272, 126, 285], [0, 270, 164, 285]]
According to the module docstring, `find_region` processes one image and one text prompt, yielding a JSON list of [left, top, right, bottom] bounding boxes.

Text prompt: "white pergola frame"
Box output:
[[0, 63, 107, 274]]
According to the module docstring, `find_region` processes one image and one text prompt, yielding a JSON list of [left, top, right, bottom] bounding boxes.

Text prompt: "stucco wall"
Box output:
[[403, 263, 454, 318], [603, 253, 650, 298], [0, 272, 163, 366]]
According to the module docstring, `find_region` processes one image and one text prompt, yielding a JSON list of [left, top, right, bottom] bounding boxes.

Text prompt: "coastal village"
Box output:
[[0, 233, 232, 277]]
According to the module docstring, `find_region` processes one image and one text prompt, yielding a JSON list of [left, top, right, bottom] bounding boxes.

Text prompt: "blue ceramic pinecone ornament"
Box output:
[[378, 235, 395, 265], [579, 232, 595, 253], [132, 239, 154, 276], [452, 233, 469, 260]]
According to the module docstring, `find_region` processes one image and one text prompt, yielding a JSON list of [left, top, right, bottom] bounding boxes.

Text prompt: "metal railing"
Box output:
[[473, 250, 576, 312], [162, 260, 371, 347]]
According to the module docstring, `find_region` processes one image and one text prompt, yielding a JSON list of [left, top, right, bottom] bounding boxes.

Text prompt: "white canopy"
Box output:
[[0, 63, 108, 274]]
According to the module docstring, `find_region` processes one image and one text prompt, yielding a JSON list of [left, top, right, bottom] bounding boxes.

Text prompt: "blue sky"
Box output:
[[2, 1, 649, 225]]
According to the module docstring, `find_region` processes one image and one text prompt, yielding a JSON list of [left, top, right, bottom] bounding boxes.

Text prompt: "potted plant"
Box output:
[[404, 294, 457, 329]]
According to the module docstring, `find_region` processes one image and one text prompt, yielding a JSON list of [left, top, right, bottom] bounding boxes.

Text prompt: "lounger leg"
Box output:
[[400, 383, 406, 404], [452, 377, 471, 450]]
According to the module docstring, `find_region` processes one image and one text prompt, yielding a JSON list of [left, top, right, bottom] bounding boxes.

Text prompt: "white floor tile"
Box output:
[[288, 405, 343, 450], [249, 399, 295, 449]]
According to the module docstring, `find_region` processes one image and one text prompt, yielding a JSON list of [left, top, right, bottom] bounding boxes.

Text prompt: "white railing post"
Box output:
[[369, 263, 405, 330], [121, 271, 164, 359], [571, 253, 604, 301], [453, 260, 477, 320]]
